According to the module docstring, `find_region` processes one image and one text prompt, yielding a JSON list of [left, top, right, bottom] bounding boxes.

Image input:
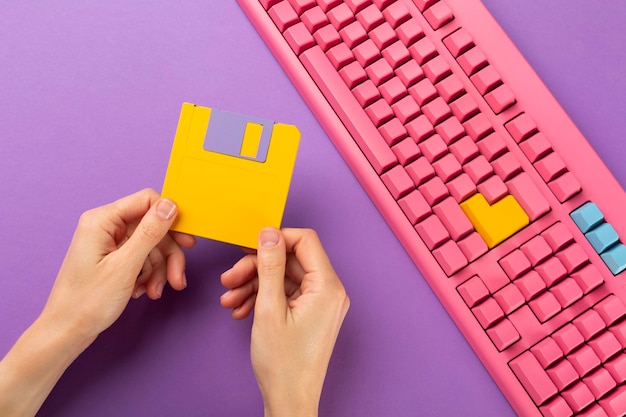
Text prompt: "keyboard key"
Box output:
[[392, 95, 421, 123], [422, 55, 451, 83], [609, 321, 626, 348], [586, 223, 620, 254], [382, 1, 411, 28], [531, 337, 563, 368], [449, 136, 479, 164], [450, 93, 479, 122], [509, 351, 558, 406], [423, 2, 454, 30], [382, 40, 411, 69], [457, 275, 490, 307], [415, 214, 450, 250], [395, 60, 424, 88], [573, 309, 606, 341], [344, 0, 370, 14], [594, 296, 626, 327], [396, 19, 424, 46], [406, 157, 435, 186], [413, 0, 437, 13], [546, 359, 578, 391], [535, 257, 567, 287], [457, 47, 488, 76], [570, 264, 604, 294], [555, 243, 589, 274], [433, 197, 473, 240], [287, 0, 315, 15], [392, 137, 421, 165], [381, 165, 414, 199], [549, 172, 581, 203], [539, 397, 573, 417], [419, 134, 447, 162], [436, 117, 465, 145], [470, 65, 502, 95], [477, 132, 507, 162], [542, 223, 575, 252], [601, 243, 626, 275], [409, 37, 437, 65], [505, 113, 538, 143], [457, 231, 488, 262], [369, 21, 397, 50], [356, 5, 384, 31], [366, 98, 394, 126], [492, 152, 522, 181], [534, 152, 567, 182], [327, 43, 354, 69], [406, 114, 435, 142], [409, 78, 438, 106], [552, 324, 585, 355], [436, 75, 465, 103], [588, 332, 621, 363], [419, 176, 448, 205], [443, 28, 474, 58], [340, 21, 368, 48], [568, 345, 601, 377], [598, 387, 626, 417], [487, 319, 520, 351], [605, 354, 626, 384], [464, 112, 493, 141], [571, 202, 605, 233], [561, 382, 595, 413], [447, 173, 477, 203], [551, 278, 583, 308], [506, 172, 551, 222], [314, 24, 341, 51], [302, 6, 328, 32], [520, 235, 552, 266], [339, 61, 367, 88], [399, 189, 431, 224], [353, 39, 382, 66], [460, 193, 529, 248], [485, 84, 516, 114], [529, 292, 561, 322], [380, 77, 408, 104], [472, 297, 504, 328], [269, 1, 299, 31], [519, 132, 552, 163], [422, 97, 451, 125], [493, 284, 525, 315], [433, 240, 468, 276], [499, 250, 532, 280], [477, 175, 507, 204], [327, 3, 355, 30], [516, 270, 546, 301], [432, 153, 462, 182]]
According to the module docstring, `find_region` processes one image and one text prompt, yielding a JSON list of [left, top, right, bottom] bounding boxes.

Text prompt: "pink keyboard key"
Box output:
[[520, 236, 552, 266], [449, 93, 479, 122], [327, 43, 354, 69], [382, 40, 411, 70], [409, 78, 438, 106], [382, 1, 410, 29], [406, 114, 435, 142], [436, 75, 465, 103], [419, 134, 447, 162], [464, 112, 493, 141], [356, 4, 384, 31], [339, 61, 367, 88], [556, 243, 589, 274], [398, 189, 431, 224], [457, 47, 488, 76], [432, 154, 462, 182], [609, 321, 626, 347], [539, 397, 573, 417], [552, 324, 585, 355], [367, 59, 394, 86], [369, 22, 396, 50], [340, 21, 367, 48], [353, 80, 380, 106], [595, 296, 626, 326], [392, 137, 421, 165], [464, 155, 493, 184], [584, 368, 617, 400], [500, 250, 532, 280], [546, 359, 578, 391], [435, 117, 465, 144], [520, 132, 552, 163], [449, 136, 479, 164], [477, 132, 507, 162], [409, 37, 437, 65], [549, 171, 581, 203], [493, 284, 524, 315], [535, 257, 567, 287], [506, 172, 551, 222], [415, 214, 450, 250], [287, 0, 315, 14], [423, 1, 454, 30], [447, 173, 476, 203], [505, 113, 538, 143], [535, 152, 567, 182], [344, 0, 370, 14], [354, 39, 382, 66], [542, 223, 575, 252], [422, 55, 451, 83], [317, 0, 341, 12], [599, 387, 626, 417], [573, 309, 606, 341], [443, 28, 474, 58], [422, 97, 451, 125], [301, 6, 328, 32], [457, 231, 488, 262], [395, 60, 424, 88], [366, 99, 394, 126], [260, 0, 281, 10], [531, 337, 563, 368], [327, 3, 354, 30], [529, 292, 561, 322], [381, 165, 414, 199], [568, 345, 601, 377], [516, 270, 546, 300], [470, 65, 502, 95], [485, 84, 516, 114], [433, 240, 468, 275], [396, 19, 424, 46], [379, 117, 407, 146], [380, 77, 408, 104], [605, 354, 626, 384], [472, 297, 504, 328], [551, 278, 583, 308], [570, 264, 604, 294], [509, 351, 558, 406], [561, 382, 594, 413], [392, 95, 420, 124], [406, 157, 435, 186], [487, 319, 520, 351], [269, 1, 299, 31], [433, 197, 473, 240], [419, 176, 448, 205], [477, 175, 507, 204], [413, 0, 437, 13], [457, 275, 490, 307], [588, 332, 621, 363]]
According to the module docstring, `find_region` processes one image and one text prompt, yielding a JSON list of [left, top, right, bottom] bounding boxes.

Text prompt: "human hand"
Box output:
[[42, 188, 196, 343], [220, 228, 350, 417]]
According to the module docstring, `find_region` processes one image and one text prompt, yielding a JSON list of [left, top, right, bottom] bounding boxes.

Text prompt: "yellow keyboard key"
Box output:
[[460, 193, 529, 248]]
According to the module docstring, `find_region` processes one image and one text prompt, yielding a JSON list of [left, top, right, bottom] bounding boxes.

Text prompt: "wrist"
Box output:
[[262, 387, 320, 417]]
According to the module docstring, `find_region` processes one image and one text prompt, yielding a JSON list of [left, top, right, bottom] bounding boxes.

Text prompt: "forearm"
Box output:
[[0, 311, 94, 417]]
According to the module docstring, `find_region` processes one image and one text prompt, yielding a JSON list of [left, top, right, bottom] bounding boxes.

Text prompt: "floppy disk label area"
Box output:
[[204, 109, 273, 162]]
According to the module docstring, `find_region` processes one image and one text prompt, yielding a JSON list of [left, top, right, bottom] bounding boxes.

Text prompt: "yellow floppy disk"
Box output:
[[161, 103, 300, 248]]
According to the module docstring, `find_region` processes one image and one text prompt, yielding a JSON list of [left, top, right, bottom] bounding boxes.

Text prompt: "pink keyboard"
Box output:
[[237, 0, 626, 415]]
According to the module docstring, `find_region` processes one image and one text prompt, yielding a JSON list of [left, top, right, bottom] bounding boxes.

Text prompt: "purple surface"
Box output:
[[0, 1, 624, 416]]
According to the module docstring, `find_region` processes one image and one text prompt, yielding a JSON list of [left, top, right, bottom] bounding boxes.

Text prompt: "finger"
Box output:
[[221, 254, 258, 289], [282, 228, 336, 279], [255, 228, 287, 315], [144, 248, 167, 300], [220, 278, 258, 309], [171, 231, 197, 249], [117, 198, 178, 272], [231, 293, 257, 320], [157, 234, 188, 291]]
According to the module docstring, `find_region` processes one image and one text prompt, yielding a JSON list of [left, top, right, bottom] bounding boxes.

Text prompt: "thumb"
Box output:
[[119, 198, 178, 266], [255, 228, 287, 314]]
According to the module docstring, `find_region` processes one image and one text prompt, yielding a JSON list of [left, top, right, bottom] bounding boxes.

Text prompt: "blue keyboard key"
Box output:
[[601, 244, 626, 275], [571, 202, 604, 233], [586, 223, 620, 253]]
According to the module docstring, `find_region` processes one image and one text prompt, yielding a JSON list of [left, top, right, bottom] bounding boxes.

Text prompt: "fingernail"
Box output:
[[156, 282, 165, 298], [182, 272, 188, 288], [156, 198, 177, 220], [259, 228, 280, 248], [133, 286, 146, 299]]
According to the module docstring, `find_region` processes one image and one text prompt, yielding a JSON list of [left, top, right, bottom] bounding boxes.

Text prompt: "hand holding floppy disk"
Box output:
[[161, 103, 300, 248]]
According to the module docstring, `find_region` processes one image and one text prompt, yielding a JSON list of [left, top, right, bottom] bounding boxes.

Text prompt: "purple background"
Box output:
[[0, 1, 624, 416]]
